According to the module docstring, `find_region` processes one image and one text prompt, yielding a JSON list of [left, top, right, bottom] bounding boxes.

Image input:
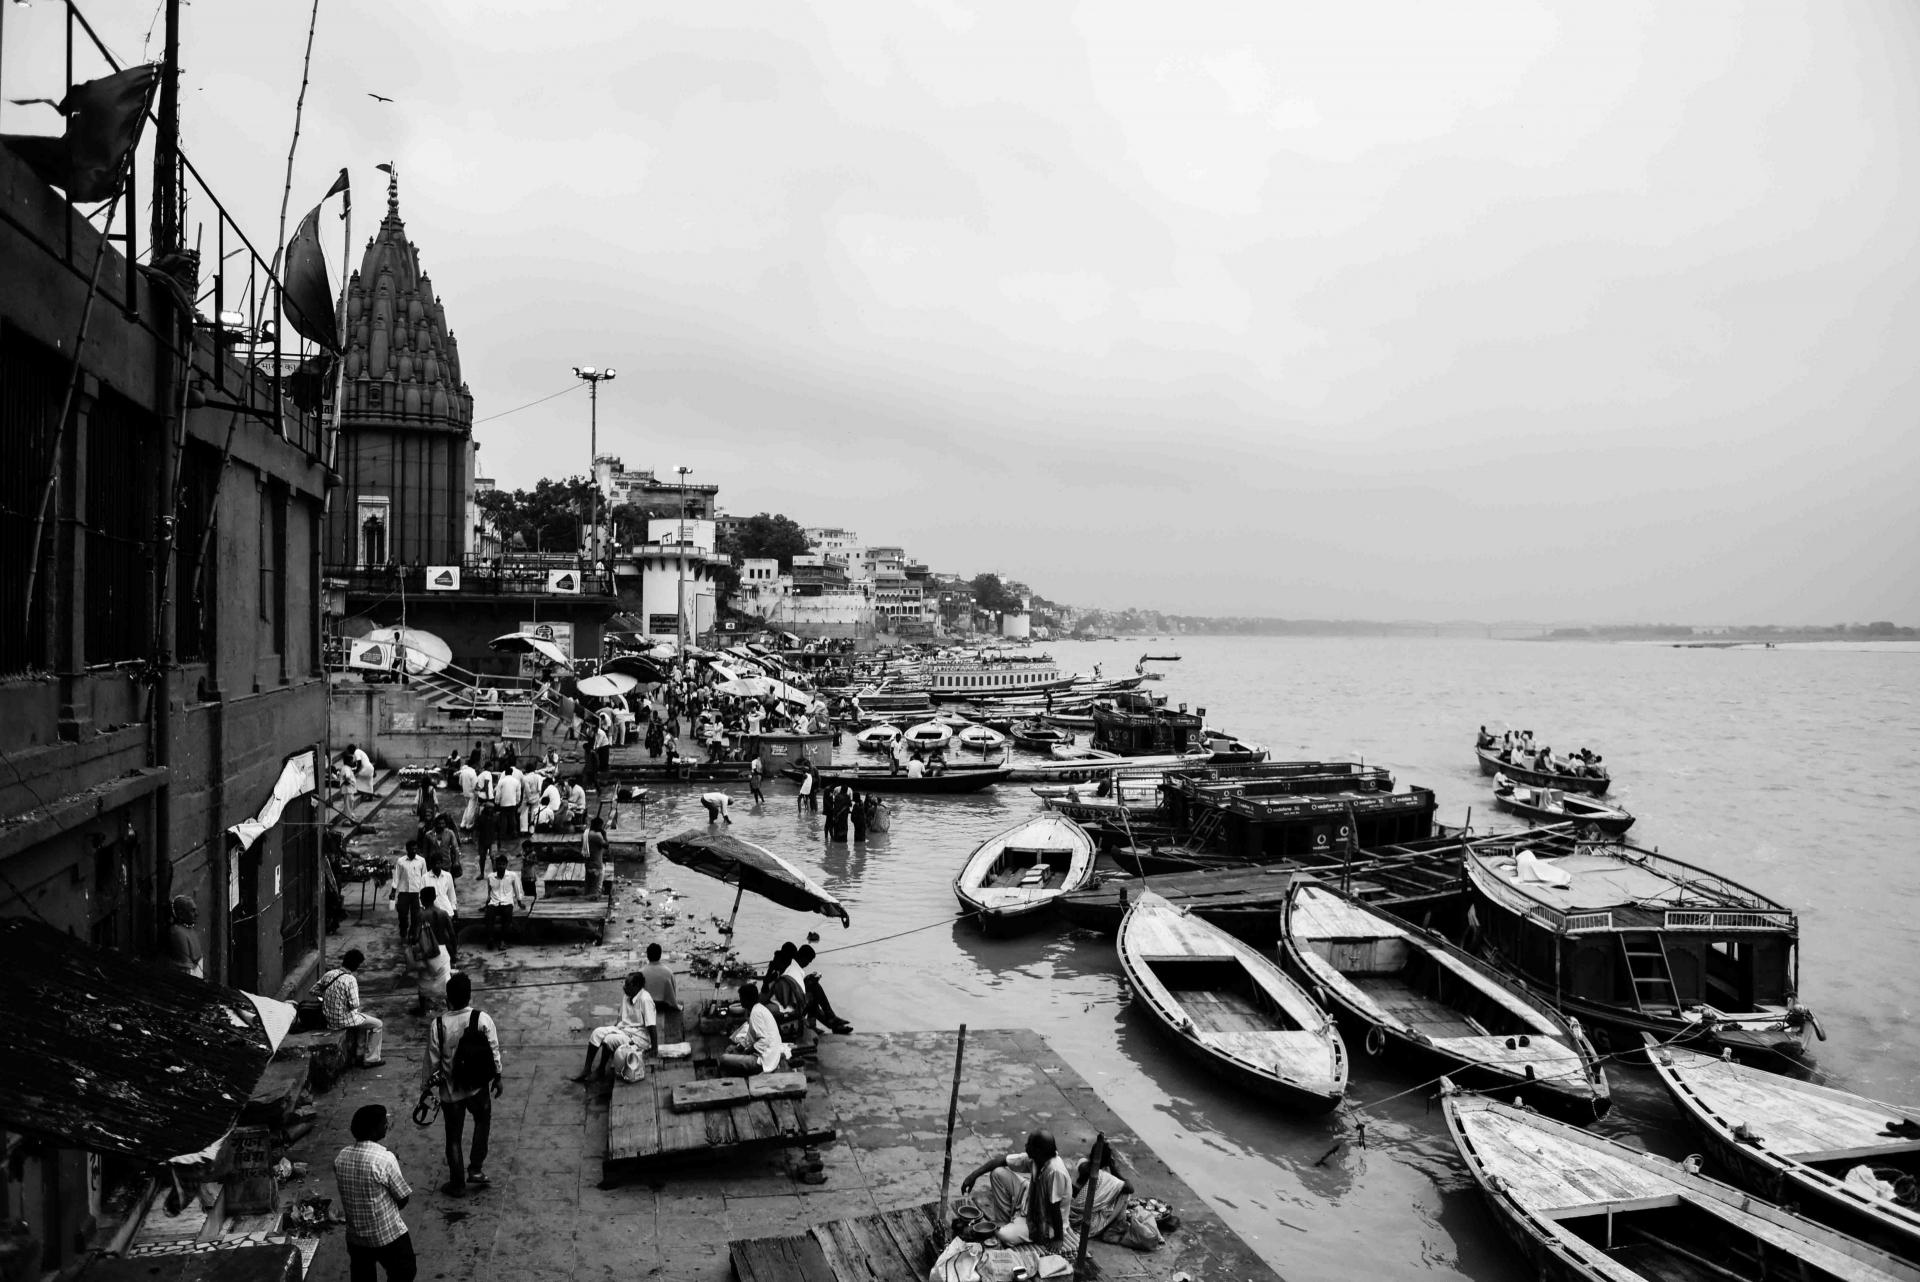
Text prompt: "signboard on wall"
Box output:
[[425, 565, 461, 591], [500, 705, 536, 740], [545, 569, 582, 595], [515, 621, 573, 676], [647, 614, 679, 636], [346, 639, 392, 671]]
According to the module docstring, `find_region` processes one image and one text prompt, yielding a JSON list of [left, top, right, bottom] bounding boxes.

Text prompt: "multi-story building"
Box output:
[[598, 456, 720, 525], [803, 526, 860, 565]]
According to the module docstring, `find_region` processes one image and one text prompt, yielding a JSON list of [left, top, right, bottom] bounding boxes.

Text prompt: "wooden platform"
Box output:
[[602, 987, 834, 1182], [731, 1201, 960, 1282]]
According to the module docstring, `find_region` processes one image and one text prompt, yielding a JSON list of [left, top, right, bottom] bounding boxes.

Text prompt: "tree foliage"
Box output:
[[476, 476, 596, 554], [970, 572, 1022, 614], [720, 513, 811, 571]]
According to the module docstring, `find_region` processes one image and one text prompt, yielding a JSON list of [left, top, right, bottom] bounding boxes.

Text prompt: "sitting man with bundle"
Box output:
[[717, 983, 786, 1078], [572, 970, 657, 1082]]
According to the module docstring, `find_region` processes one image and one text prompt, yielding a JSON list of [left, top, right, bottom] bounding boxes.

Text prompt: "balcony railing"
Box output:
[[325, 556, 615, 598]]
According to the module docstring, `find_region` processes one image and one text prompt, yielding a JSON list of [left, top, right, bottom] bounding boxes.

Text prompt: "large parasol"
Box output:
[[655, 829, 850, 935], [576, 672, 639, 698], [362, 626, 452, 676], [601, 653, 670, 685], [712, 674, 811, 705], [489, 631, 572, 669]]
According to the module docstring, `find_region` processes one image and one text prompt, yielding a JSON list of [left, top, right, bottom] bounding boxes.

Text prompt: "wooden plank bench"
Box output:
[[731, 1202, 1055, 1282]]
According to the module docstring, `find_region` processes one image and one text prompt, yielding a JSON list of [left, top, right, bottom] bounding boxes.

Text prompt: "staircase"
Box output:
[[1618, 932, 1678, 1011], [1184, 808, 1225, 853]]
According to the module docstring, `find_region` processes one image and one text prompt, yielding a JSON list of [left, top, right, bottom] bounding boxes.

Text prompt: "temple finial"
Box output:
[[375, 161, 399, 216]]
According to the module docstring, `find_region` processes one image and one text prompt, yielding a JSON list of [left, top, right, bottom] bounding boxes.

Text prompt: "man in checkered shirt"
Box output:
[[333, 1104, 415, 1281], [313, 949, 384, 1065]]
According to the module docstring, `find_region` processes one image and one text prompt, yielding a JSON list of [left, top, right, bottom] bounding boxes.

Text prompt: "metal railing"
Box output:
[[324, 556, 616, 598]]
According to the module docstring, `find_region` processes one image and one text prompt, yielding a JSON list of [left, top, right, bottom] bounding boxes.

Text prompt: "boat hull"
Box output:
[[1127, 997, 1342, 1114], [954, 889, 1060, 935], [1475, 746, 1610, 795], [1491, 791, 1634, 835], [793, 766, 1010, 794]]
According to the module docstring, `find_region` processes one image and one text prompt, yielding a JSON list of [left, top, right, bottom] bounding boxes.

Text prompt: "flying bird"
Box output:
[[367, 93, 393, 103]]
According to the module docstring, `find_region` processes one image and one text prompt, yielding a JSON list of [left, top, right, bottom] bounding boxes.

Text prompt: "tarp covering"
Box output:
[[656, 830, 850, 926], [0, 918, 295, 1160], [227, 749, 317, 851]]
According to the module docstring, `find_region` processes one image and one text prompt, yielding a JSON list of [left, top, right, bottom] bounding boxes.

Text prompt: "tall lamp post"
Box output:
[[571, 365, 616, 568], [675, 465, 692, 651]]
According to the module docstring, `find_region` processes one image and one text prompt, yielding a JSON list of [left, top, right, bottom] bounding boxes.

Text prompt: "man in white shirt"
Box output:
[[481, 854, 527, 949], [391, 842, 427, 945], [718, 982, 786, 1078], [456, 760, 480, 830], [565, 778, 588, 827], [535, 776, 563, 830], [701, 791, 732, 825], [492, 766, 522, 848]]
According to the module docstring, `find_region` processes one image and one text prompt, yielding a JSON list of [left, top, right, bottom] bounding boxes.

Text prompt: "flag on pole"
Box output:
[[282, 201, 339, 350], [0, 64, 159, 203], [326, 167, 350, 219]]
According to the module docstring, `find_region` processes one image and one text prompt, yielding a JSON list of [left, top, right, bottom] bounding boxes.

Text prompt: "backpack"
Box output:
[[442, 1010, 494, 1091]]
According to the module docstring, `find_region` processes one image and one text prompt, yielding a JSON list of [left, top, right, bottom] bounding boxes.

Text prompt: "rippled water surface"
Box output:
[[635, 636, 1920, 1281]]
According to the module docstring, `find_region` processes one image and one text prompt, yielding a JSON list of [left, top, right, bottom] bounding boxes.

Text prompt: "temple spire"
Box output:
[[376, 161, 399, 217]]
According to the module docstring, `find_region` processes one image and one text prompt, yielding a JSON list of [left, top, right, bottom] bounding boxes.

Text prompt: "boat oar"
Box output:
[[937, 1024, 968, 1225]]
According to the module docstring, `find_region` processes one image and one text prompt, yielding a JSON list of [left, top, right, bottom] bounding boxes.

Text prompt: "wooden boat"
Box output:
[[1444, 1087, 1920, 1282], [956, 725, 1006, 752], [1282, 883, 1609, 1122], [1118, 891, 1346, 1113], [804, 763, 1011, 794], [1476, 743, 1611, 795], [1010, 721, 1074, 751], [1057, 865, 1298, 940], [901, 721, 953, 751], [1041, 711, 1096, 731], [1492, 773, 1635, 835], [853, 724, 901, 753], [1201, 729, 1270, 765], [1647, 1039, 1920, 1261], [1464, 831, 1812, 1064], [953, 814, 1096, 932]]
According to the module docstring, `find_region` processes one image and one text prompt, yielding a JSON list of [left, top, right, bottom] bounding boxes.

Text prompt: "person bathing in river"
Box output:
[[960, 1128, 1078, 1254]]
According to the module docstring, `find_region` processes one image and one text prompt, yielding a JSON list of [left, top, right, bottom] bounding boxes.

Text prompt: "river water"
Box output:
[[637, 636, 1920, 1281]]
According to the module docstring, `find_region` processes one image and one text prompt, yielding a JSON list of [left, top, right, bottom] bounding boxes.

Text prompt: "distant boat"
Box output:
[[853, 724, 901, 753], [1010, 722, 1074, 751], [956, 725, 1007, 753], [1491, 773, 1635, 835], [1282, 882, 1609, 1123], [1647, 1038, 1920, 1261], [1119, 891, 1346, 1114], [901, 721, 953, 752], [1444, 1086, 1920, 1282], [802, 763, 1011, 795], [953, 814, 1096, 933]]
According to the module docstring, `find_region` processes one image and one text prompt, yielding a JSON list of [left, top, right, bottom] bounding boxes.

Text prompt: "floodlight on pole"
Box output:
[[572, 365, 617, 568], [676, 465, 692, 650]]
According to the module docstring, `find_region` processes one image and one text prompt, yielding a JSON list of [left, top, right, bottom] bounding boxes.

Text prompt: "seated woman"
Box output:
[[959, 1129, 1079, 1256], [573, 972, 658, 1081], [717, 983, 786, 1078], [1070, 1150, 1134, 1241]]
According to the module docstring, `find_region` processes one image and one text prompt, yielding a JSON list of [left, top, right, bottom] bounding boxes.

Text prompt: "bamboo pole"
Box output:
[[936, 1024, 968, 1223], [1073, 1133, 1106, 1278]]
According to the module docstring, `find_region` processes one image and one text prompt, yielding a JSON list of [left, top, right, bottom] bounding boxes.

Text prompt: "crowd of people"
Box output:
[[1477, 726, 1608, 779]]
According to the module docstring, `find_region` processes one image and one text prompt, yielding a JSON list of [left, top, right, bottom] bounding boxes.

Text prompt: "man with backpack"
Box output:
[[420, 973, 502, 1197]]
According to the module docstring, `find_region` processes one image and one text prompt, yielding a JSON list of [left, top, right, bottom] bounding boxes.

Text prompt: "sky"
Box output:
[[7, 0, 1920, 623]]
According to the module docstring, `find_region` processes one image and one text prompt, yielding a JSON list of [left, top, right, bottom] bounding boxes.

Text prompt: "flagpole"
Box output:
[[318, 170, 351, 981]]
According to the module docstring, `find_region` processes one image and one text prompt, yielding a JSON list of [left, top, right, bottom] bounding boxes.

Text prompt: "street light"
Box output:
[[571, 365, 616, 566], [676, 465, 691, 651]]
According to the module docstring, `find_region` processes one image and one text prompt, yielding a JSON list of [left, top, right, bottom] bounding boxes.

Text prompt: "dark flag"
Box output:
[[282, 201, 339, 351], [0, 64, 159, 203], [326, 167, 350, 218]]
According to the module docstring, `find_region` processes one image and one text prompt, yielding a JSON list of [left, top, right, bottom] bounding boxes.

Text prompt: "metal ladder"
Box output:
[[1618, 932, 1678, 1011]]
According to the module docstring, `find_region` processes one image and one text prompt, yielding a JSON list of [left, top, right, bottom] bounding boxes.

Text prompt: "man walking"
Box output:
[[421, 973, 503, 1197], [492, 765, 522, 851], [334, 1104, 415, 1281], [481, 853, 527, 950], [314, 949, 385, 1067], [391, 841, 427, 946]]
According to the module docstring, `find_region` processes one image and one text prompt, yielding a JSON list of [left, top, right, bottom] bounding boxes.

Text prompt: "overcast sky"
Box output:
[[9, 1, 1919, 622]]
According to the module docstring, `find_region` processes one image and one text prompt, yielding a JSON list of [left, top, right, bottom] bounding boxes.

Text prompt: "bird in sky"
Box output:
[[367, 93, 393, 103]]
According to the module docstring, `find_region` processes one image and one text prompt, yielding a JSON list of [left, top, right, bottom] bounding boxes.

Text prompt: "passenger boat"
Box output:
[[801, 763, 1012, 794], [1118, 892, 1346, 1113], [901, 721, 953, 752], [956, 725, 1007, 753], [1040, 789, 1167, 828], [1646, 1040, 1920, 1262], [1444, 1086, 1920, 1282], [1200, 731, 1269, 765], [926, 654, 1074, 701], [1463, 831, 1811, 1063], [953, 814, 1096, 932], [853, 724, 901, 753], [1092, 691, 1205, 756], [1492, 773, 1635, 835], [1010, 722, 1074, 751], [1042, 711, 1097, 731], [1281, 883, 1609, 1122], [1475, 743, 1611, 795]]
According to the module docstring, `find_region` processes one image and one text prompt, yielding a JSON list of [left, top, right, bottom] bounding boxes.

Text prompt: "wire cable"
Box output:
[[473, 382, 585, 425]]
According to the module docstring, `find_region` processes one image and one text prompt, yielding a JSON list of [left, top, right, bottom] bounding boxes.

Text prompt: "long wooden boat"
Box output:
[[1647, 1039, 1920, 1261], [1057, 865, 1297, 940], [792, 763, 1012, 794], [1283, 882, 1609, 1122], [1464, 830, 1811, 1064], [1444, 1087, 1920, 1282], [1492, 773, 1635, 835], [953, 814, 1096, 932], [1118, 891, 1346, 1113], [1476, 743, 1611, 795]]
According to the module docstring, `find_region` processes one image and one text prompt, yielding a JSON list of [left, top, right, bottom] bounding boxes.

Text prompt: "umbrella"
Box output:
[[655, 829, 850, 934], [489, 631, 572, 669], [363, 626, 452, 675], [713, 675, 811, 705], [602, 654, 670, 685], [576, 672, 638, 698]]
